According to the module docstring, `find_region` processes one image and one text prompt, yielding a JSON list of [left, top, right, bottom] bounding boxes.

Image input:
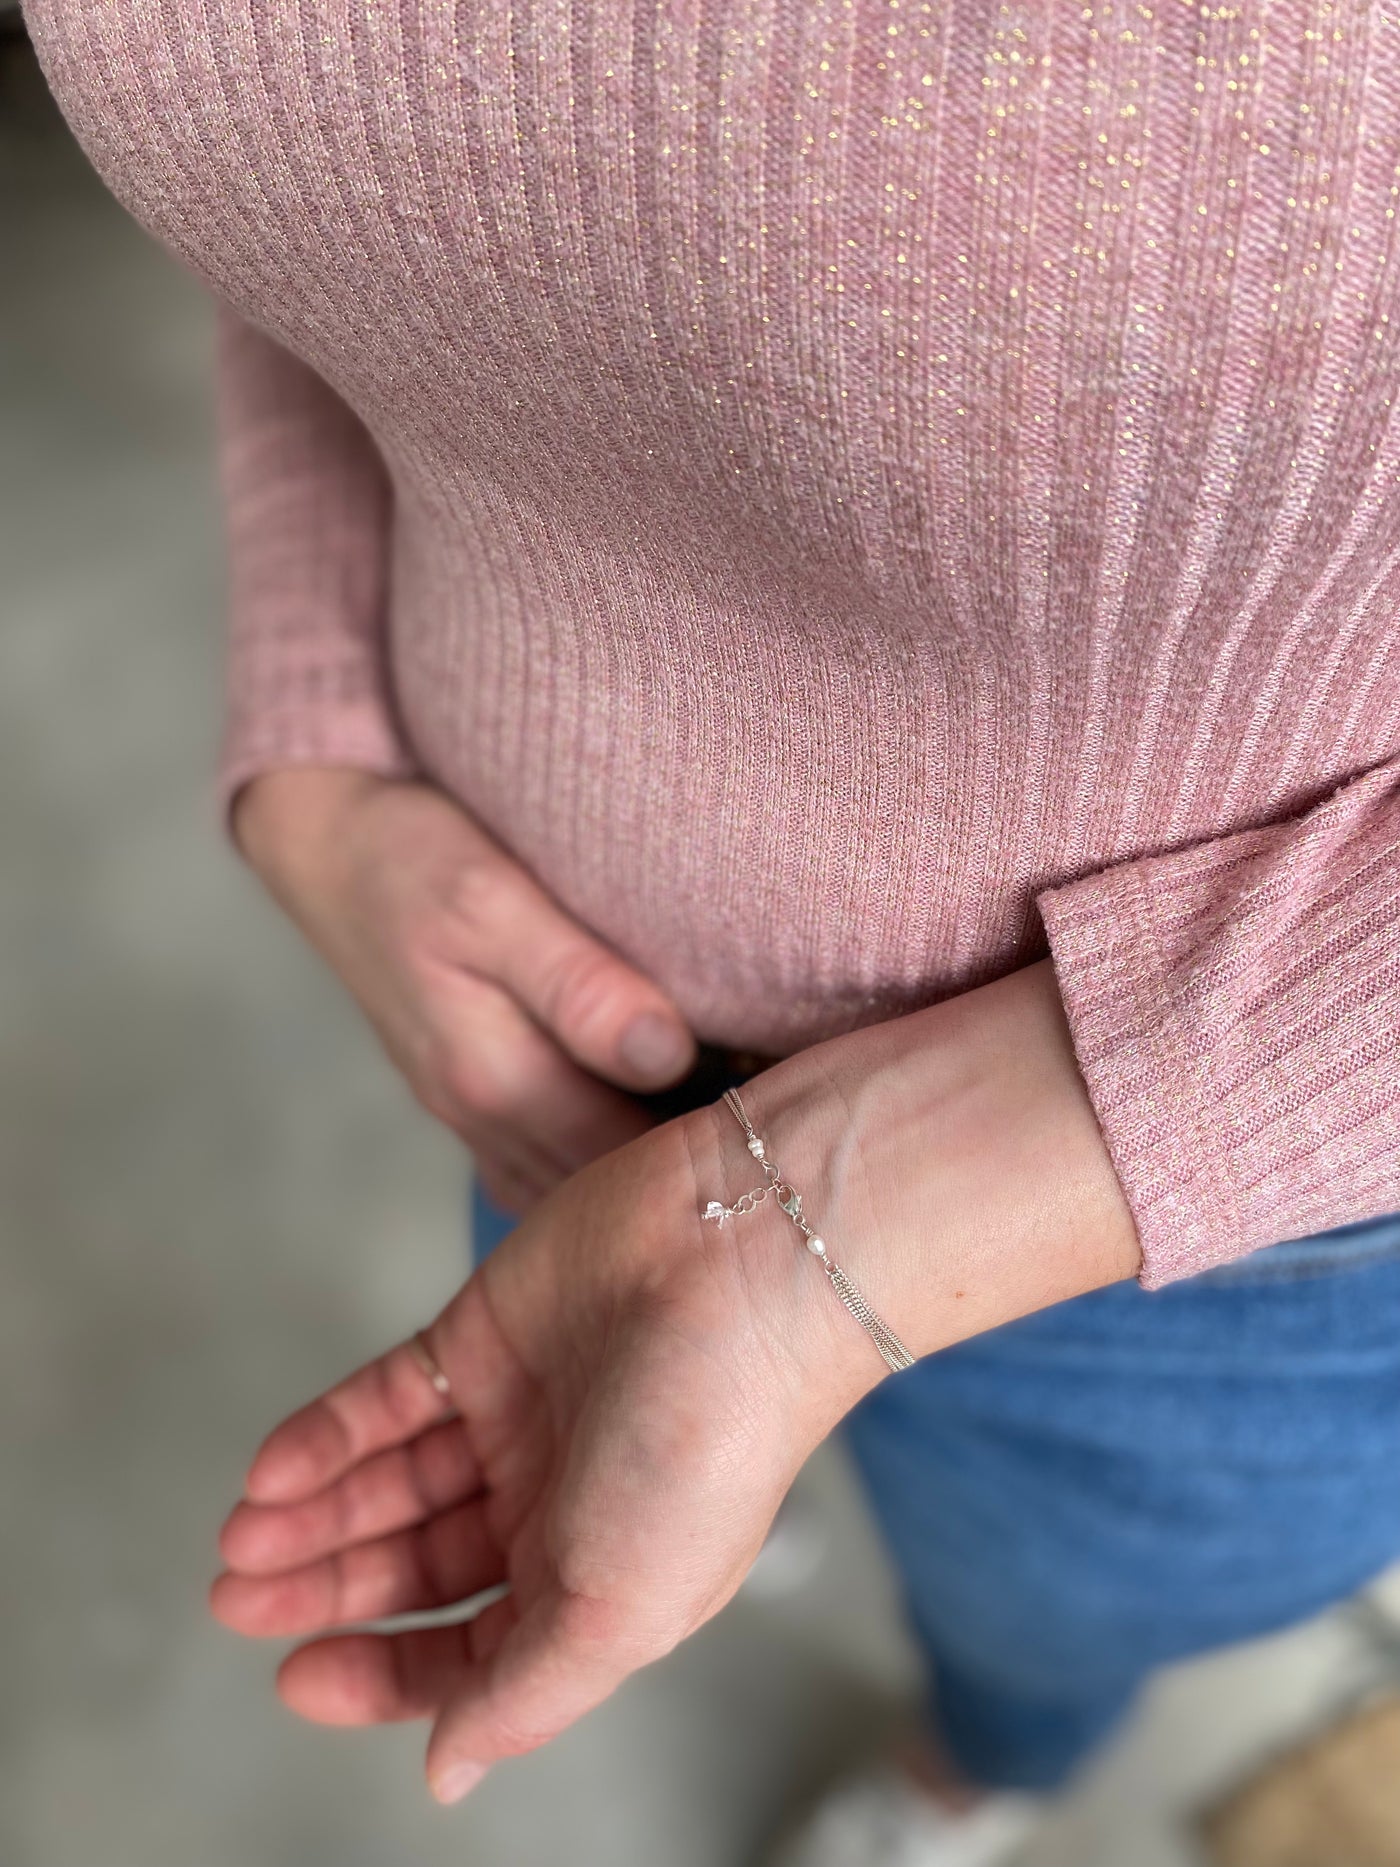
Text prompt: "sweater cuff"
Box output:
[[1035, 861, 1246, 1290], [217, 700, 420, 845]]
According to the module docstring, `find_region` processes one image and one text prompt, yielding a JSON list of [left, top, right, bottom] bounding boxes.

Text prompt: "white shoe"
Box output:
[[764, 1759, 1048, 1867]]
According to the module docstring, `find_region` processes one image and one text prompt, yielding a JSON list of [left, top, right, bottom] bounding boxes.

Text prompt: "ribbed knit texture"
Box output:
[[24, 0, 1400, 1286]]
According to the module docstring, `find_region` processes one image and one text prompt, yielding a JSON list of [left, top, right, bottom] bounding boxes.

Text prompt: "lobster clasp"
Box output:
[[776, 1184, 803, 1219]]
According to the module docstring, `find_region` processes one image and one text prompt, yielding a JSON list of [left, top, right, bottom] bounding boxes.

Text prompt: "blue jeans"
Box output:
[[468, 1069, 1400, 1792]]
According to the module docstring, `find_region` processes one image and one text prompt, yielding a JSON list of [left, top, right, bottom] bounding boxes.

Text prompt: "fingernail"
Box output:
[[432, 1759, 489, 1806], [618, 1011, 691, 1083]]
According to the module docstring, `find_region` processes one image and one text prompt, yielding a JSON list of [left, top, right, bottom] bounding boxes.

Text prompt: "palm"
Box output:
[[211, 1120, 812, 1794]]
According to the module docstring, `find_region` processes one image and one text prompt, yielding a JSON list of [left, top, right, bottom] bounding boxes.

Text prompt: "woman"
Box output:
[[24, 2, 1400, 1860]]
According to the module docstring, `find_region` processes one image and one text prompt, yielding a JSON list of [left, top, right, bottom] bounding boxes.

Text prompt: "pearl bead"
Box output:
[[747, 1136, 765, 1159], [806, 1235, 827, 1256]]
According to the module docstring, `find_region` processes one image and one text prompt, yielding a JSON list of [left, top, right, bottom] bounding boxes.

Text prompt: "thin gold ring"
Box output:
[[407, 1328, 451, 1398]]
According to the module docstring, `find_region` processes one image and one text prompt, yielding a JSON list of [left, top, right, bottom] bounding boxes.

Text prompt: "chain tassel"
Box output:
[[701, 1087, 916, 1376]]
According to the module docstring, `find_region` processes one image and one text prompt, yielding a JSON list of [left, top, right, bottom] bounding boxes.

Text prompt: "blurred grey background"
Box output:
[[6, 28, 1400, 1867]]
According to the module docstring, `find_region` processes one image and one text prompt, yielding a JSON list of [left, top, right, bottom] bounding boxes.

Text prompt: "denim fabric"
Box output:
[[842, 1253, 1400, 1788], [466, 1055, 1400, 1791]]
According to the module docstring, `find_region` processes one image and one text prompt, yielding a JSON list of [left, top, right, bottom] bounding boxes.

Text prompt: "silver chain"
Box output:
[[701, 1086, 916, 1375]]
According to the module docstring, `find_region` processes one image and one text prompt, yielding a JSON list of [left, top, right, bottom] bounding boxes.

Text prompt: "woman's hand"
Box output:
[[210, 957, 1141, 1803], [211, 1100, 861, 1802], [233, 767, 698, 1213]]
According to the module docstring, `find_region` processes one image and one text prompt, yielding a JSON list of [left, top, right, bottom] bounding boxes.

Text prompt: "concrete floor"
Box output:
[[6, 34, 1400, 1867]]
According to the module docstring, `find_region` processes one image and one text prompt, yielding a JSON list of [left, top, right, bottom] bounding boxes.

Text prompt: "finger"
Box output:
[[428, 972, 661, 1175], [244, 1329, 458, 1507], [425, 1585, 663, 1802], [210, 1499, 503, 1637], [460, 1590, 517, 1668], [472, 1152, 548, 1219], [423, 1065, 566, 1191], [220, 1419, 481, 1574], [276, 1621, 478, 1725], [458, 868, 697, 1092]]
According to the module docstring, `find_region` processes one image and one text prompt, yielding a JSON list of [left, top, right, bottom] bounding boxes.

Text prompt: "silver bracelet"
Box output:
[[700, 1086, 916, 1375]]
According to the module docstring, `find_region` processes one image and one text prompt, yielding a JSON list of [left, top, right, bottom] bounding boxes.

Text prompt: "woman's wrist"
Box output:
[[231, 765, 389, 895], [696, 959, 1141, 1417], [676, 1099, 884, 1443]]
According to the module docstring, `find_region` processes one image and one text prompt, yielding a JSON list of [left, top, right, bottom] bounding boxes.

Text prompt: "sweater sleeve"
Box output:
[[214, 302, 418, 825], [1034, 752, 1400, 1289]]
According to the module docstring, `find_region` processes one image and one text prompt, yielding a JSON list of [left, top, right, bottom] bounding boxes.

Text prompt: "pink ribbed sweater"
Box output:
[[25, 0, 1400, 1287]]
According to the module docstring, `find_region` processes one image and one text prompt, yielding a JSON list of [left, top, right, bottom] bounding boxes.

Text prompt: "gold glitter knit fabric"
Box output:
[[22, 0, 1400, 1285]]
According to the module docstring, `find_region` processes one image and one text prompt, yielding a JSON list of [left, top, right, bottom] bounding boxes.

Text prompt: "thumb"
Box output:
[[481, 869, 697, 1092], [425, 1587, 660, 1803]]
